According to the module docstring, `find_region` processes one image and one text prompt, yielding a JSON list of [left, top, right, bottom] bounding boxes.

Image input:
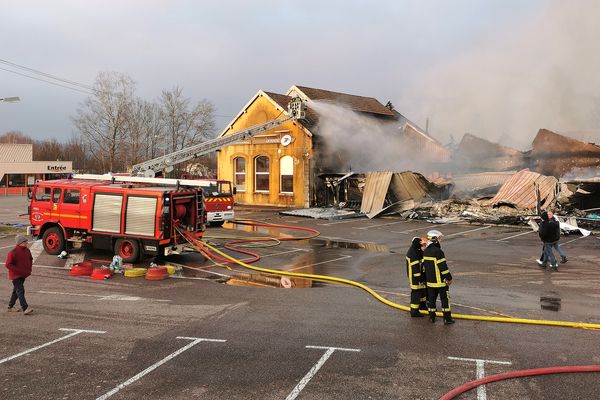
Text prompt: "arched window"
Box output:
[[234, 157, 246, 192], [254, 156, 270, 192], [280, 156, 293, 194]]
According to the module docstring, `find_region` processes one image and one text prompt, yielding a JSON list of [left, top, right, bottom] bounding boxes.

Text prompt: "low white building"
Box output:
[[0, 143, 72, 195]]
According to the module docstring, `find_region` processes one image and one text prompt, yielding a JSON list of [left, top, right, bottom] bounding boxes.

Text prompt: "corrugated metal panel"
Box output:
[[453, 172, 515, 192], [491, 169, 558, 209], [360, 172, 393, 215], [389, 172, 430, 202], [125, 196, 157, 236], [0, 144, 33, 162], [92, 194, 123, 233]]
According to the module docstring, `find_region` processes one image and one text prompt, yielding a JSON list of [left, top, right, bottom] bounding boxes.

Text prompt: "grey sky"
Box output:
[[3, 0, 596, 149]]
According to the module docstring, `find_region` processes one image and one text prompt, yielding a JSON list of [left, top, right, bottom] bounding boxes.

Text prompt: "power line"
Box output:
[[0, 58, 95, 91], [0, 66, 95, 95]]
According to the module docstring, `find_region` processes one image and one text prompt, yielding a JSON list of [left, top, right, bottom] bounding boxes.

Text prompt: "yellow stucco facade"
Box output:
[[217, 92, 313, 208]]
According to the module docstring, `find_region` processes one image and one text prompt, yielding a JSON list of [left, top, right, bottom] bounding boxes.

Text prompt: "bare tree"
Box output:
[[128, 99, 165, 166], [0, 131, 33, 144], [159, 86, 215, 176], [63, 135, 90, 172], [159, 86, 215, 151], [32, 139, 62, 161], [72, 71, 135, 172]]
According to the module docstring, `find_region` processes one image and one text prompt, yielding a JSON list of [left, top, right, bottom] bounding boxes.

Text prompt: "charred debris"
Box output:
[[282, 129, 600, 230]]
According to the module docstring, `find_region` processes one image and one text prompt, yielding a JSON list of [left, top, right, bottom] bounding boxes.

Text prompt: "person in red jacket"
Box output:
[[6, 234, 33, 315]]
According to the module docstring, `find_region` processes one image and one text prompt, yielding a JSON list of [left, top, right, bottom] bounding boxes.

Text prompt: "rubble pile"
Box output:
[[291, 129, 599, 229]]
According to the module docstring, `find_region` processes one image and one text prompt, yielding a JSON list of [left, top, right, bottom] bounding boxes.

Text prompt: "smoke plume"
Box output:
[[308, 100, 434, 173], [398, 0, 600, 150]]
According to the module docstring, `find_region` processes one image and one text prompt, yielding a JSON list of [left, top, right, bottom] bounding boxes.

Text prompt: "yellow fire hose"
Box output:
[[199, 240, 600, 331]]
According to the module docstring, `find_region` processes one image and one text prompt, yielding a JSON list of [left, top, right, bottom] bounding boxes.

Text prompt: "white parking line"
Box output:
[[318, 219, 359, 226], [448, 356, 512, 400], [495, 230, 535, 241], [286, 345, 360, 400], [0, 262, 64, 270], [353, 221, 408, 230], [29, 240, 44, 262], [260, 248, 309, 258], [96, 336, 226, 400], [35, 290, 172, 302], [390, 223, 450, 234], [0, 328, 105, 365], [444, 226, 491, 238], [287, 255, 352, 272], [561, 236, 587, 246], [316, 236, 368, 243]]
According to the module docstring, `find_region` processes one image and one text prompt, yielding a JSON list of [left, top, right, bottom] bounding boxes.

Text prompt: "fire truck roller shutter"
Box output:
[[93, 194, 123, 233], [125, 196, 158, 236]]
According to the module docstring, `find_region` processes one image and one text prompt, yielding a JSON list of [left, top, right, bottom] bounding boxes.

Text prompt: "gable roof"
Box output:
[[287, 85, 395, 117], [218, 90, 302, 138]]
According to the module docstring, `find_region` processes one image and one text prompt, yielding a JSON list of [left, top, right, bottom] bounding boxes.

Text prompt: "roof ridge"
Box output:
[[293, 85, 379, 101]]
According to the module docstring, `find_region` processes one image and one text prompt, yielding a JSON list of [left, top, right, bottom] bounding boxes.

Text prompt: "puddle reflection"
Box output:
[[540, 291, 561, 311], [309, 238, 387, 252]]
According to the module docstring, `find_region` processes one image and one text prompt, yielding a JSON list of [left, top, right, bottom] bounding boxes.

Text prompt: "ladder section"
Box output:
[[130, 96, 305, 177], [196, 190, 204, 231], [72, 174, 213, 188]]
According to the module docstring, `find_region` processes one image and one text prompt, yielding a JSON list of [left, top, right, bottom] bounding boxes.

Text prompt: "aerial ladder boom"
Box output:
[[131, 97, 306, 177]]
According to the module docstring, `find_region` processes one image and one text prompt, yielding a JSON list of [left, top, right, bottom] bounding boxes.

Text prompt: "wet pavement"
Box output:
[[1, 197, 600, 399]]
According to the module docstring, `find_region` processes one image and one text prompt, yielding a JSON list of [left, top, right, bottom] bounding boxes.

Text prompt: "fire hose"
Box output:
[[177, 220, 600, 331], [439, 365, 600, 400]]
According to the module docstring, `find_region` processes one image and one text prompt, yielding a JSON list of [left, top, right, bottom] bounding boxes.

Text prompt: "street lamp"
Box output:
[[0, 97, 20, 103]]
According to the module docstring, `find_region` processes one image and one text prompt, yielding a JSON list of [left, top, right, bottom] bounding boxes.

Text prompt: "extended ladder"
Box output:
[[130, 96, 305, 177], [72, 174, 215, 188]]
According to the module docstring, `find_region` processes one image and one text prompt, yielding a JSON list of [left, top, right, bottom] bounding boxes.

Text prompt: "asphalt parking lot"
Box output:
[[2, 198, 600, 399]]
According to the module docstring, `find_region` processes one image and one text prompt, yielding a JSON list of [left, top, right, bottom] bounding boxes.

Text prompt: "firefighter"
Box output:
[[406, 237, 427, 317], [423, 230, 455, 325]]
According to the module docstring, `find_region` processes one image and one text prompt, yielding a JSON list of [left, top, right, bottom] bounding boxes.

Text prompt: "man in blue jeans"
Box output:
[[538, 211, 567, 271]]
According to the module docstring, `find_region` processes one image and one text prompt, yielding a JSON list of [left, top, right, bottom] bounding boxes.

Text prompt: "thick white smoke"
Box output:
[[398, 0, 600, 150], [308, 100, 434, 173]]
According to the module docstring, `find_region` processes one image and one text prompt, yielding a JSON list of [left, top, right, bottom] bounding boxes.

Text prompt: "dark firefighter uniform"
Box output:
[[406, 237, 427, 317], [423, 240, 455, 324]]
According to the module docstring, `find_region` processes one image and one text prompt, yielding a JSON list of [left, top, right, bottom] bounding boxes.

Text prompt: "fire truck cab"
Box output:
[[28, 177, 205, 262], [197, 179, 235, 227]]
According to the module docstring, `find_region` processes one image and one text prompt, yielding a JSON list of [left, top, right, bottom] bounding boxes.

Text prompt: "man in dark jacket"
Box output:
[[538, 211, 566, 271], [406, 237, 427, 317], [5, 234, 34, 314], [423, 230, 454, 325]]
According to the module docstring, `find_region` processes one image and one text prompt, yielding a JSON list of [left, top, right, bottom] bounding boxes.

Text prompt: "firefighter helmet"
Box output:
[[427, 230, 443, 239]]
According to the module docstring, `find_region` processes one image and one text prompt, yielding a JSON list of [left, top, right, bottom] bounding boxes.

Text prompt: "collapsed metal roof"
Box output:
[[490, 169, 558, 210], [452, 171, 516, 197], [361, 171, 450, 218], [532, 129, 600, 177]]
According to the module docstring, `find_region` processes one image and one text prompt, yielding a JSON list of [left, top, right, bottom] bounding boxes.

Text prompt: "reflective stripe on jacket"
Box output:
[[423, 243, 452, 288], [406, 256, 425, 290]]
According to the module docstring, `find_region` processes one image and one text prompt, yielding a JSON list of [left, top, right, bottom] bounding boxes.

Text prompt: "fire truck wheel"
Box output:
[[42, 227, 65, 255], [210, 221, 225, 227], [114, 239, 140, 263]]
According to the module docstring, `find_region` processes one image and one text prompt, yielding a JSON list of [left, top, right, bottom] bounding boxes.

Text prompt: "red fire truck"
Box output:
[[194, 179, 235, 226], [27, 175, 206, 262]]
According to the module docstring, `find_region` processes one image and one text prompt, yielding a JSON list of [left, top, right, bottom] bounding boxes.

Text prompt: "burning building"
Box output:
[[217, 85, 445, 208]]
